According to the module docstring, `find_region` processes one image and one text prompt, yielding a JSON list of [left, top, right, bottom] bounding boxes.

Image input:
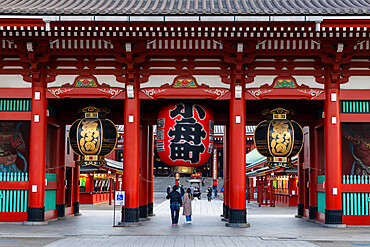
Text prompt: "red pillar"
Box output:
[[221, 125, 229, 219], [72, 164, 81, 215], [121, 82, 141, 225], [324, 69, 342, 224], [115, 174, 119, 191], [148, 125, 155, 216], [226, 76, 248, 227], [308, 124, 319, 220], [139, 124, 149, 219], [55, 125, 66, 218], [297, 151, 305, 217], [27, 69, 47, 222], [109, 178, 113, 205]]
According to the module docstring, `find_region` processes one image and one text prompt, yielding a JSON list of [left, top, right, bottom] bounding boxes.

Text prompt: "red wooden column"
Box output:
[[27, 69, 47, 223], [221, 125, 229, 220], [297, 151, 304, 217], [121, 81, 141, 225], [116, 174, 119, 191], [226, 76, 248, 227], [109, 178, 113, 205], [139, 124, 149, 219], [308, 124, 319, 220], [72, 164, 81, 215], [324, 68, 342, 224], [148, 125, 155, 216], [55, 124, 66, 219]]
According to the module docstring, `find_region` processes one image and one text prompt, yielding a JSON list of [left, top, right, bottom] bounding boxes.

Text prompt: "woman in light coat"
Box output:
[[182, 188, 192, 223]]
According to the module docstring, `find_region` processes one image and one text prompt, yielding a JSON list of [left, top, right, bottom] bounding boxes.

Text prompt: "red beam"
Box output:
[[0, 88, 31, 98], [0, 19, 44, 27], [322, 19, 370, 28], [341, 114, 370, 123], [316, 184, 325, 193], [342, 184, 370, 193], [0, 112, 31, 120], [0, 181, 28, 190], [0, 212, 27, 222], [45, 182, 58, 190], [343, 215, 370, 225], [341, 90, 370, 100]]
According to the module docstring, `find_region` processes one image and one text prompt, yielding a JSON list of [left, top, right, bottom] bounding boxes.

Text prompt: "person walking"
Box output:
[[182, 188, 192, 223], [189, 184, 194, 200], [207, 186, 212, 201], [167, 185, 171, 194], [166, 185, 182, 225], [180, 185, 185, 199]]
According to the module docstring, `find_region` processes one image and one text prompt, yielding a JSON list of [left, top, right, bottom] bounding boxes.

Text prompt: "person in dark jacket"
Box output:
[[180, 185, 185, 198], [207, 186, 212, 201], [166, 185, 182, 225]]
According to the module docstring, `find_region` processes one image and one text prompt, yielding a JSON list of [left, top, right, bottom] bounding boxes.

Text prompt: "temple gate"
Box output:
[[0, 0, 369, 227]]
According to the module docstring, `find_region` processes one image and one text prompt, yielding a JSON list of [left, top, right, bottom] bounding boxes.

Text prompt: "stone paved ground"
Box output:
[[0, 177, 369, 247], [0, 199, 369, 246], [44, 235, 318, 247], [9, 199, 361, 247]]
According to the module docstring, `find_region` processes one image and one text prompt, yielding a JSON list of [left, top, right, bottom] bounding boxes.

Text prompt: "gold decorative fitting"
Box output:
[[83, 155, 99, 161], [272, 157, 288, 162], [79, 106, 110, 119], [262, 108, 295, 120], [85, 112, 98, 118], [273, 114, 286, 120]]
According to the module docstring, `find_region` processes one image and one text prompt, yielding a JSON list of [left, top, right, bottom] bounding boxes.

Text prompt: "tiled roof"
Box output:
[[0, 0, 369, 16]]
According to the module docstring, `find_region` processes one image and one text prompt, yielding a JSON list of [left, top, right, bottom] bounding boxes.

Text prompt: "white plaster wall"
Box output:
[[194, 75, 229, 88], [341, 76, 370, 89], [245, 76, 276, 88], [47, 75, 124, 88], [246, 75, 324, 89], [294, 76, 324, 89], [140, 75, 229, 88], [140, 75, 177, 88], [0, 75, 30, 88]]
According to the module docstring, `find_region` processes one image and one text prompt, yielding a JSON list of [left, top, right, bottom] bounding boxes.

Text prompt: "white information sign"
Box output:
[[115, 191, 125, 206]]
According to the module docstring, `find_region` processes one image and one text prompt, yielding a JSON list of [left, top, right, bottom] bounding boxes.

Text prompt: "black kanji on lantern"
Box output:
[[168, 102, 207, 163], [170, 102, 206, 120]]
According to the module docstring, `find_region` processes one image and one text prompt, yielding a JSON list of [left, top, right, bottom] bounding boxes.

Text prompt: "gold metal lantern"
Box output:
[[69, 106, 118, 168], [254, 108, 304, 168]]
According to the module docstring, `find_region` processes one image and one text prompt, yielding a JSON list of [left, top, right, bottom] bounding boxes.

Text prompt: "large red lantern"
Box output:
[[156, 102, 214, 167]]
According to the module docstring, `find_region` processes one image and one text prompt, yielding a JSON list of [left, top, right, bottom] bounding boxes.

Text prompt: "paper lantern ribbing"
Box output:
[[156, 102, 214, 167]]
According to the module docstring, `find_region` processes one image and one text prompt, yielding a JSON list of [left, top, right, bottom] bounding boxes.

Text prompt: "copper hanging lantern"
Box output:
[[254, 108, 304, 168], [69, 106, 118, 168]]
